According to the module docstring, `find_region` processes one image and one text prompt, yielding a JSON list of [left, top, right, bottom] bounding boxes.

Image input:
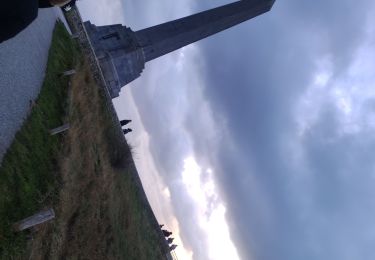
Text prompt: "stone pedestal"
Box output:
[[84, 22, 145, 98]]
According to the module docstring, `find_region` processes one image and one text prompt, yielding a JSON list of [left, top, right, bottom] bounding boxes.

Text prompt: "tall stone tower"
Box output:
[[84, 0, 275, 98]]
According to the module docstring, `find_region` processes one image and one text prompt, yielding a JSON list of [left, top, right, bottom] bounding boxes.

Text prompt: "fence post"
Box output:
[[61, 69, 76, 76], [49, 123, 70, 135], [13, 208, 55, 231]]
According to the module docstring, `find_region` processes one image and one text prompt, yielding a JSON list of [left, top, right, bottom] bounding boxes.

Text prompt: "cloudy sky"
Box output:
[[78, 0, 375, 259]]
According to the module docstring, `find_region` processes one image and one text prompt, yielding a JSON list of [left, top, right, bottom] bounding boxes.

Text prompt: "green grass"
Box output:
[[0, 22, 79, 257]]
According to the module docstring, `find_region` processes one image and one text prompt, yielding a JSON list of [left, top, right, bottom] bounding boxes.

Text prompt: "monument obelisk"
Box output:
[[84, 0, 275, 98]]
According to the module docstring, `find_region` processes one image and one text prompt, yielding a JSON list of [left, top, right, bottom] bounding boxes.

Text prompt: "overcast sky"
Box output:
[[78, 0, 375, 259]]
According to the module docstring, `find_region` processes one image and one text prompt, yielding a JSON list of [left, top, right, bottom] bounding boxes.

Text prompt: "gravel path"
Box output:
[[0, 8, 70, 163]]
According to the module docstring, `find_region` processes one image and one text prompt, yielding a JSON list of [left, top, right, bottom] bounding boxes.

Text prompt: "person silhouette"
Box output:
[[120, 119, 132, 126], [162, 230, 172, 237], [123, 128, 132, 135]]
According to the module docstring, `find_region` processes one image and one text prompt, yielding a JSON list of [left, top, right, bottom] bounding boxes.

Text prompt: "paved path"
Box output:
[[0, 8, 70, 163]]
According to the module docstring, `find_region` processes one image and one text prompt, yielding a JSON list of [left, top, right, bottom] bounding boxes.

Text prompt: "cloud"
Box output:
[[192, 1, 375, 259], [181, 157, 240, 260]]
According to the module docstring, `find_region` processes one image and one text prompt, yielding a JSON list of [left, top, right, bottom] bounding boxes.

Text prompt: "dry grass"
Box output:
[[28, 62, 116, 259], [28, 62, 168, 260]]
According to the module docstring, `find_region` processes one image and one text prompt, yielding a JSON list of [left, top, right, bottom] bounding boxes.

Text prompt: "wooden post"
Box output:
[[13, 208, 55, 231], [61, 69, 76, 76], [49, 123, 70, 135]]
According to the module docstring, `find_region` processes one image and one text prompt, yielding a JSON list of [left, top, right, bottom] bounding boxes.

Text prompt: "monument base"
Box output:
[[84, 21, 145, 98]]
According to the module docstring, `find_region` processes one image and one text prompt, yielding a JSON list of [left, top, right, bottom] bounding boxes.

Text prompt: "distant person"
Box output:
[[162, 230, 172, 237], [167, 237, 174, 244], [169, 244, 178, 251], [0, 0, 72, 43], [120, 119, 132, 127], [123, 128, 132, 135]]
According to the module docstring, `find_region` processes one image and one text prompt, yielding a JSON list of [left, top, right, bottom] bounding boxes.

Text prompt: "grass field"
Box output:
[[0, 22, 78, 257], [0, 22, 169, 259]]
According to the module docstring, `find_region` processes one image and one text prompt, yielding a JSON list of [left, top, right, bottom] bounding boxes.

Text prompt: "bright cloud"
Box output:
[[182, 157, 240, 260]]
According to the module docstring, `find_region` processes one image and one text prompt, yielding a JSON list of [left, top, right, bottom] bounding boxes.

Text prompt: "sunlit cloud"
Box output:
[[182, 157, 240, 260], [170, 217, 194, 260]]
